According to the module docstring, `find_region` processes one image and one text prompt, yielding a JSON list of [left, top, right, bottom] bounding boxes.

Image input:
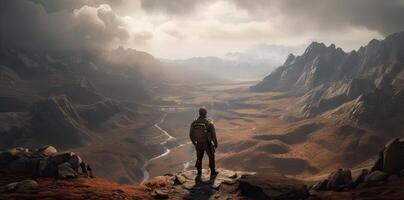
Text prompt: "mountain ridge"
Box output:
[[252, 30, 404, 133]]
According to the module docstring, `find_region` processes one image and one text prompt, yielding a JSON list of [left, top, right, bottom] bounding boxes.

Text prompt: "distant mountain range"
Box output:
[[162, 44, 305, 80], [252, 30, 404, 134]]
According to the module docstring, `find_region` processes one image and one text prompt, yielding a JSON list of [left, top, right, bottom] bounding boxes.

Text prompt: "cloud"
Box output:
[[140, 0, 212, 15], [1, 0, 401, 59], [231, 0, 404, 35], [138, 0, 404, 35], [0, 0, 129, 53]]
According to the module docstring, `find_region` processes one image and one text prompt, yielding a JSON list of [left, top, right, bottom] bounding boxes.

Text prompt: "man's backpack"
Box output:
[[191, 122, 209, 143]]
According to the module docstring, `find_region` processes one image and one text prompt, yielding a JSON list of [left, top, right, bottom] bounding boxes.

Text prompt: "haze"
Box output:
[[4, 0, 404, 60]]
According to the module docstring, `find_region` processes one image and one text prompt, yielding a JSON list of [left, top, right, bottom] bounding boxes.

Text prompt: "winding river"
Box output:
[[141, 111, 191, 182]]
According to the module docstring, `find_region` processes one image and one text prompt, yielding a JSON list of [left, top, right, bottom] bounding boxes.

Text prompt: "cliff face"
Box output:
[[252, 31, 404, 132]]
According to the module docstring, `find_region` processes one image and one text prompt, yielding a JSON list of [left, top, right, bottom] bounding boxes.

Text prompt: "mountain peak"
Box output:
[[304, 41, 327, 55], [284, 53, 296, 65]]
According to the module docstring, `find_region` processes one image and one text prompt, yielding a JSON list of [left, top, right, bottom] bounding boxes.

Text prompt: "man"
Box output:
[[189, 108, 218, 177]]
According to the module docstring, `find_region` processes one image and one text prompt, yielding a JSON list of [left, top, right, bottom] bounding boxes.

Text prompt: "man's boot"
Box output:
[[210, 168, 218, 177]]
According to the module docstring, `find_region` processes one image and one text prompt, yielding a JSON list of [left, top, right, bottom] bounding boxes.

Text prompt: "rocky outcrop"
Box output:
[[311, 138, 404, 192], [238, 172, 309, 200], [143, 169, 309, 200], [371, 138, 404, 174], [0, 145, 92, 179]]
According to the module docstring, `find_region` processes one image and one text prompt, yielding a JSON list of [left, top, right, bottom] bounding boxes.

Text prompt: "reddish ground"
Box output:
[[0, 170, 151, 200]]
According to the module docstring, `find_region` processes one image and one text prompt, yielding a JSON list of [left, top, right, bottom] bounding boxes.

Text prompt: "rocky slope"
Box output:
[[252, 31, 404, 133]]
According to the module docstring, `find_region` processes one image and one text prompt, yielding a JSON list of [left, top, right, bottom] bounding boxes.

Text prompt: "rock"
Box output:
[[175, 174, 188, 185], [370, 151, 384, 172], [39, 152, 75, 177], [4, 180, 38, 193], [37, 145, 57, 157], [365, 170, 387, 186], [152, 189, 169, 199], [326, 169, 353, 191], [35, 159, 48, 176], [352, 169, 369, 188], [57, 162, 77, 179], [382, 138, 404, 174], [182, 181, 196, 190], [0, 146, 91, 179], [8, 147, 30, 157], [143, 176, 173, 189], [311, 179, 328, 191], [8, 157, 39, 173], [238, 172, 309, 200], [68, 155, 83, 170], [219, 169, 237, 179], [48, 152, 75, 165]]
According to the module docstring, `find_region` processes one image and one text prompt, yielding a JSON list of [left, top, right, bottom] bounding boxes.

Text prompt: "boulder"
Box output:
[[68, 154, 83, 170], [152, 189, 169, 199], [382, 138, 404, 174], [0, 146, 91, 179], [352, 169, 369, 188], [8, 147, 30, 157], [57, 162, 78, 179], [238, 172, 309, 200], [8, 157, 39, 173], [310, 179, 328, 191], [3, 180, 38, 193], [43, 152, 76, 176], [326, 169, 352, 191], [37, 145, 57, 157], [365, 170, 387, 186], [48, 152, 75, 165], [370, 151, 384, 172]]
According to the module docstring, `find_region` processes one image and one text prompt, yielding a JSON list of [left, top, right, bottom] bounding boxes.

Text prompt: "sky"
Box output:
[[2, 0, 404, 59]]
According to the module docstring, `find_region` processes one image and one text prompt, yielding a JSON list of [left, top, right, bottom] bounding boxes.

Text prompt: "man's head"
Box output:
[[199, 108, 207, 118]]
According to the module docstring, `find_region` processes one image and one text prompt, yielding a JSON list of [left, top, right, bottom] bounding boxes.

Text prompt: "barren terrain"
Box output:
[[142, 80, 384, 183]]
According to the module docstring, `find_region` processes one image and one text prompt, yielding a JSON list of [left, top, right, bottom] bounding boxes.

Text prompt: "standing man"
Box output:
[[189, 108, 218, 177]]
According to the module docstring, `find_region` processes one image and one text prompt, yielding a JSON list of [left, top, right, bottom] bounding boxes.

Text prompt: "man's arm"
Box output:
[[189, 122, 196, 145], [209, 122, 218, 148]]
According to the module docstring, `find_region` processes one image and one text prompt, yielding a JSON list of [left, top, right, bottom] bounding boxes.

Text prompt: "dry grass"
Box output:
[[0, 170, 152, 200]]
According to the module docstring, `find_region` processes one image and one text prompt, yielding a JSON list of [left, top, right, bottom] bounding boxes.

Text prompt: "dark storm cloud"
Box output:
[[0, 0, 129, 52], [231, 0, 404, 35]]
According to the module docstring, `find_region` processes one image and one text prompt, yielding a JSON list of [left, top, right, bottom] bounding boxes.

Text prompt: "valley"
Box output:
[[140, 79, 383, 183]]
